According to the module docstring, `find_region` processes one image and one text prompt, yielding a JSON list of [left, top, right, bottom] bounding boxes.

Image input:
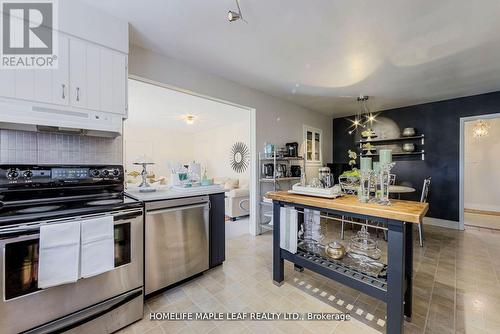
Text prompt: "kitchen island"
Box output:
[[265, 191, 428, 334], [126, 186, 227, 296]]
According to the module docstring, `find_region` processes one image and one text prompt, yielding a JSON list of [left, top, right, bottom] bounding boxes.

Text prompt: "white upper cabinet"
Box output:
[[0, 34, 69, 105], [69, 39, 87, 108], [0, 33, 127, 117], [112, 53, 127, 115], [69, 37, 127, 115], [34, 34, 69, 106]]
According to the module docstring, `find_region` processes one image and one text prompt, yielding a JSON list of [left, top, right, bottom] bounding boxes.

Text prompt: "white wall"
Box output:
[[124, 119, 251, 184], [129, 45, 333, 234], [123, 125, 194, 178], [192, 120, 251, 182], [464, 118, 500, 212], [129, 45, 332, 166]]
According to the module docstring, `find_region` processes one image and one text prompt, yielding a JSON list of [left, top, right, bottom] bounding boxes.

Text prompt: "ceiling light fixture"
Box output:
[[228, 0, 246, 23], [185, 115, 196, 125], [472, 119, 489, 139], [347, 95, 369, 135]]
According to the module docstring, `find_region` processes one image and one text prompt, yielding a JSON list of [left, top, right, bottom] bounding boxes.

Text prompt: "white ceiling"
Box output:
[[84, 0, 500, 116], [127, 79, 249, 133]]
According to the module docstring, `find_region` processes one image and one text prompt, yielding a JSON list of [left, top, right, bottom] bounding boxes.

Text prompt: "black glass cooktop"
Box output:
[[0, 195, 142, 226]]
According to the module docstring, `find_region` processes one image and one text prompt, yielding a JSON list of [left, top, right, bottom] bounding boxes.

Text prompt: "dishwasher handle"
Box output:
[[146, 202, 209, 216]]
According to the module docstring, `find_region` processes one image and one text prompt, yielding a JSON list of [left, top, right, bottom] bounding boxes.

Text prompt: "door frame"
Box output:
[[459, 113, 500, 230], [127, 75, 258, 236]]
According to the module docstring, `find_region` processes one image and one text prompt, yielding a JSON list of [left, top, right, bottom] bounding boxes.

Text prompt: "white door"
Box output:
[[70, 39, 86, 108]]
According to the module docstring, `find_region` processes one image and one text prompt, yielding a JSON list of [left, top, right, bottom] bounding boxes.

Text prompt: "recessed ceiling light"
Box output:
[[185, 115, 196, 125]]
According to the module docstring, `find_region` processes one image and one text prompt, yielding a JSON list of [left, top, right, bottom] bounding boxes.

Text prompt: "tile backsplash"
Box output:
[[0, 129, 123, 165]]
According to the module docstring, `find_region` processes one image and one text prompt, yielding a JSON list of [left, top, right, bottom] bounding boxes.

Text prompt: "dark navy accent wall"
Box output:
[[332, 91, 500, 221]]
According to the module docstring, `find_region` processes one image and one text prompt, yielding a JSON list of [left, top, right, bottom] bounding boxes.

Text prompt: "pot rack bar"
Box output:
[[292, 209, 389, 231]]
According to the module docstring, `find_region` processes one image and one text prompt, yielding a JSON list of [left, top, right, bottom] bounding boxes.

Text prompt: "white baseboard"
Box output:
[[464, 203, 500, 213], [423, 217, 460, 230]]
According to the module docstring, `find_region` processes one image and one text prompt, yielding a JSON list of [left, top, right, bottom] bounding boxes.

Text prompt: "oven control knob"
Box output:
[[6, 168, 19, 180], [90, 169, 100, 177], [112, 168, 120, 176], [101, 169, 110, 177], [23, 170, 33, 179]]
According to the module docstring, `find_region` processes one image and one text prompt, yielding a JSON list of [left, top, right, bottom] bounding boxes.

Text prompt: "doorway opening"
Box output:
[[124, 77, 257, 238], [460, 113, 500, 230]]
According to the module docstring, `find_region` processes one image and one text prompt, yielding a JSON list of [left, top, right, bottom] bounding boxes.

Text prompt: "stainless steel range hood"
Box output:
[[0, 101, 123, 138]]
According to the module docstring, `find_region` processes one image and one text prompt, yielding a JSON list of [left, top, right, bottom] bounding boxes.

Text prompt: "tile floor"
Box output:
[[119, 222, 500, 334]]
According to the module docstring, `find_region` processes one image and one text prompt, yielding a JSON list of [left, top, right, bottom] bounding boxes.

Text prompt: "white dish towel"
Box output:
[[38, 221, 81, 289], [80, 216, 115, 278], [280, 206, 298, 254]]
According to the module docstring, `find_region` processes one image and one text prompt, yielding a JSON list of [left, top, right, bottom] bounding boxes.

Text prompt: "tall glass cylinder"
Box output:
[[359, 170, 372, 203], [378, 162, 395, 205]]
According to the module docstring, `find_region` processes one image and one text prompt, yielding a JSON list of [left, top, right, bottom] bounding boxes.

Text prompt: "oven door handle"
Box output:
[[0, 209, 143, 236], [0, 224, 40, 236]]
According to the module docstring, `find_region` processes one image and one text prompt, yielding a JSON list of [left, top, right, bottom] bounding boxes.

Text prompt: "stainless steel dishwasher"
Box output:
[[145, 195, 210, 295]]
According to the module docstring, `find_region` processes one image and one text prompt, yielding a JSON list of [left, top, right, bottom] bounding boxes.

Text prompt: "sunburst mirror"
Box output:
[[230, 142, 249, 173]]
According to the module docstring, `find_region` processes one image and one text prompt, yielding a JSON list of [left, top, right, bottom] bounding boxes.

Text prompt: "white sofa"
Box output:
[[214, 178, 250, 220]]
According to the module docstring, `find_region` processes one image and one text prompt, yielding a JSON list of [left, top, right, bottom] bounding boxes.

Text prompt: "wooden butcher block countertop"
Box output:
[[265, 191, 429, 224]]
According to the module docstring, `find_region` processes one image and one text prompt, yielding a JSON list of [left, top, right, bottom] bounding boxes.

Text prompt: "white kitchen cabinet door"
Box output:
[[112, 53, 127, 116], [0, 70, 16, 99], [70, 39, 86, 108], [15, 70, 35, 101], [86, 44, 100, 111], [51, 35, 69, 105], [99, 49, 113, 113], [33, 35, 69, 105], [34, 69, 52, 104]]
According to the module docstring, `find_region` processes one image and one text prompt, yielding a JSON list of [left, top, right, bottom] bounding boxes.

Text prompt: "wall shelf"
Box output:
[[360, 151, 426, 160], [356, 134, 425, 144], [357, 134, 426, 161], [258, 149, 306, 234]]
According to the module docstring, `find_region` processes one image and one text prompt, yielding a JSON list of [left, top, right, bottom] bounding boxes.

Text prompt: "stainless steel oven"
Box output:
[[0, 208, 144, 334]]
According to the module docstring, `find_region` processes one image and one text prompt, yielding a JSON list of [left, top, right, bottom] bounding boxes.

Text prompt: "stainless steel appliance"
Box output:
[[285, 142, 299, 157], [276, 164, 287, 178], [318, 166, 333, 188], [290, 165, 301, 177], [145, 196, 209, 295], [263, 163, 274, 178], [0, 165, 143, 334]]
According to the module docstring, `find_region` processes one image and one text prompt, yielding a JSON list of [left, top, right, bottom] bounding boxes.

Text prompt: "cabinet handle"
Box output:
[[61, 84, 66, 99], [76, 87, 80, 101]]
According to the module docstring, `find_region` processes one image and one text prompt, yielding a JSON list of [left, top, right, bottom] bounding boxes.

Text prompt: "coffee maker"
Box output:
[[290, 165, 301, 177], [263, 163, 274, 178], [285, 142, 299, 157]]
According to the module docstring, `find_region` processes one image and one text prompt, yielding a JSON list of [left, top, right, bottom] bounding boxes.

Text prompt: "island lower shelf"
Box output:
[[285, 248, 388, 301]]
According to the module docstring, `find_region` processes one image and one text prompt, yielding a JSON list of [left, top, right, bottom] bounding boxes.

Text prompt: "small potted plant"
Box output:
[[340, 150, 360, 181]]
